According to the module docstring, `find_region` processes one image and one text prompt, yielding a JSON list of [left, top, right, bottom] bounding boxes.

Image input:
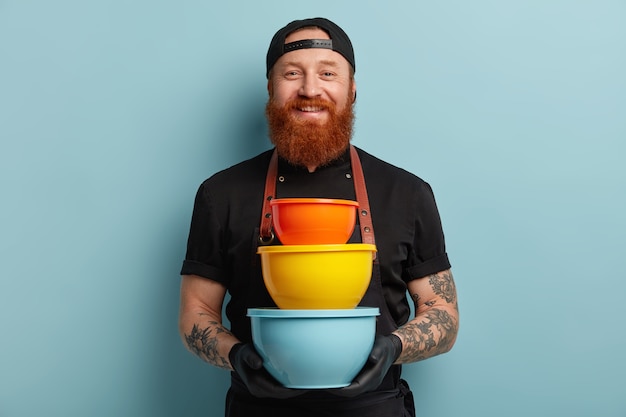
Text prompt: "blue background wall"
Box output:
[[1, 1, 624, 416]]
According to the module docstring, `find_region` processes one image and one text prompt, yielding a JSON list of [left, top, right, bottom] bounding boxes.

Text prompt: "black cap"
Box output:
[[266, 17, 355, 78]]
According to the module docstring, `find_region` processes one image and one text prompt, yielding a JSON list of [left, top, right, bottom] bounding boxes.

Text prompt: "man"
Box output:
[[179, 17, 459, 417]]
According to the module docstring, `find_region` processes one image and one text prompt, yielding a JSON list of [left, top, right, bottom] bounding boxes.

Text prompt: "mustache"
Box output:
[[286, 97, 335, 112]]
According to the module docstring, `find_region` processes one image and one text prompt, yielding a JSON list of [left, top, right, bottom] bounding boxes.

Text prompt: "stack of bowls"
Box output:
[[249, 198, 379, 389]]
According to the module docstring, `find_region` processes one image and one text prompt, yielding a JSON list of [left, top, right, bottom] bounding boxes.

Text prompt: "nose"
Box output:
[[298, 75, 321, 98]]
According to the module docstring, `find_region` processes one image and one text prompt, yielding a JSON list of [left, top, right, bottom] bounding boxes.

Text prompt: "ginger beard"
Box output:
[[265, 90, 355, 169]]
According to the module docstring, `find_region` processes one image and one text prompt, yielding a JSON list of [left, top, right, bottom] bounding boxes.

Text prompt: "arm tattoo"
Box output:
[[429, 270, 457, 305], [400, 271, 459, 362], [184, 320, 233, 369], [412, 292, 436, 307], [401, 308, 458, 362]]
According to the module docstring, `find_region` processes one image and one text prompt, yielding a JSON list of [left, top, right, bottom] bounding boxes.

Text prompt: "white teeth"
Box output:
[[299, 106, 321, 112]]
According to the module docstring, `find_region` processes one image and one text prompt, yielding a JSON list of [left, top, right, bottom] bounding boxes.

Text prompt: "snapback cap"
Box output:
[[266, 17, 355, 78]]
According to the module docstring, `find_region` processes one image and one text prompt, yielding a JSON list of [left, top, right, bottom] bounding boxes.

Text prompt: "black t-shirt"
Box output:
[[181, 146, 450, 343]]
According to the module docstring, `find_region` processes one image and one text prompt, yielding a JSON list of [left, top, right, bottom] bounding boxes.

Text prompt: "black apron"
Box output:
[[226, 146, 415, 417]]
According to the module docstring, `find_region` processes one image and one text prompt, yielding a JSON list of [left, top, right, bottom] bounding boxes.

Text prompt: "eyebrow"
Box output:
[[281, 59, 341, 68], [319, 60, 340, 68]]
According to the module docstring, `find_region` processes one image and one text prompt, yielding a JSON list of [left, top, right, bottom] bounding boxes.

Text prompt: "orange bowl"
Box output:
[[270, 198, 358, 245]]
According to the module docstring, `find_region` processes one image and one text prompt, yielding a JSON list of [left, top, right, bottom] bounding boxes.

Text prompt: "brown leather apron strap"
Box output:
[[350, 146, 395, 333], [258, 150, 278, 244], [349, 145, 376, 253]]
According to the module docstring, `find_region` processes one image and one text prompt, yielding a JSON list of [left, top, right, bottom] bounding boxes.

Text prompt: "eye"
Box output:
[[284, 70, 300, 79]]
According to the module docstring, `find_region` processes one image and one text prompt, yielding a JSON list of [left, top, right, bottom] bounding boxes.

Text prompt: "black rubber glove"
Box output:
[[228, 343, 309, 399], [328, 334, 403, 397]]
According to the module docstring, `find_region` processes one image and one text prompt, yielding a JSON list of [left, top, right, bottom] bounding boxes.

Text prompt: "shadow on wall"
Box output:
[[209, 70, 272, 166], [148, 76, 269, 417], [231, 86, 273, 159], [144, 208, 228, 417]]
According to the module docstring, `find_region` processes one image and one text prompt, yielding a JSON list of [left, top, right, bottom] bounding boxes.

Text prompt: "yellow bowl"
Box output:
[[257, 244, 377, 309]]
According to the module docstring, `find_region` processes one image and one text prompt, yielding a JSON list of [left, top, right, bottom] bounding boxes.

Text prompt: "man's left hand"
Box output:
[[328, 334, 402, 397]]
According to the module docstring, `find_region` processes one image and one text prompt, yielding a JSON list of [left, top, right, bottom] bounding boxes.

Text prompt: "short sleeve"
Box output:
[[180, 182, 227, 284], [403, 181, 451, 281]]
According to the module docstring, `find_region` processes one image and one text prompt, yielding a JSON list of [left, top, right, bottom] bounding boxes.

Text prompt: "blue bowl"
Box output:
[[247, 307, 379, 389]]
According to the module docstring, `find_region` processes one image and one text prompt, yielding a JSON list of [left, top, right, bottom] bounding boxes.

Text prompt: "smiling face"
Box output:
[[268, 27, 356, 124], [266, 27, 357, 171]]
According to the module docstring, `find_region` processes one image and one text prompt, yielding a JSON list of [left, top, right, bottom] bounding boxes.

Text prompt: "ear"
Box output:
[[267, 80, 273, 97], [351, 80, 357, 103]]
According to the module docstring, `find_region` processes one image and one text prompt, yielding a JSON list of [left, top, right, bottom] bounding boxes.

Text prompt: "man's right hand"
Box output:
[[228, 343, 309, 399]]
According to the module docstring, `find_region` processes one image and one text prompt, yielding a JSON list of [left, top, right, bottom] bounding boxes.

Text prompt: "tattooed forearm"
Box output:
[[397, 308, 458, 362], [184, 320, 233, 370], [396, 270, 459, 363]]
